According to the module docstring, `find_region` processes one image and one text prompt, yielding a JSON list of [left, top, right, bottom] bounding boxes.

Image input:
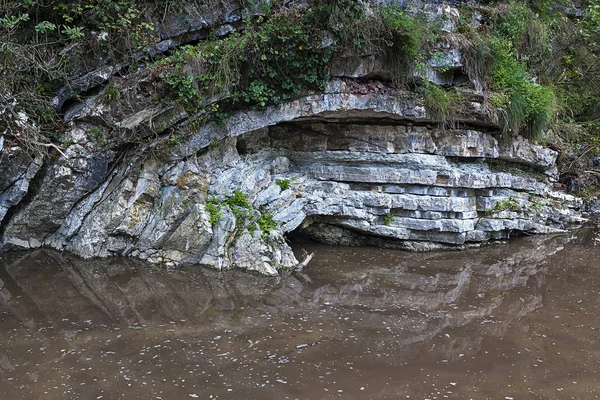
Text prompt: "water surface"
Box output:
[[1, 228, 600, 399]]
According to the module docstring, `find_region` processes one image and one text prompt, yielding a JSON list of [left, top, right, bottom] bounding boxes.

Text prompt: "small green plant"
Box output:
[[421, 82, 462, 122], [62, 25, 85, 40], [226, 190, 250, 209], [209, 137, 220, 150], [576, 186, 600, 199], [205, 198, 223, 225], [527, 200, 546, 212], [164, 72, 197, 103], [276, 178, 291, 191], [35, 21, 57, 34], [258, 212, 277, 237], [105, 83, 120, 102], [430, 51, 452, 73], [88, 125, 103, 141], [488, 196, 521, 214], [383, 214, 395, 226], [247, 223, 257, 236]]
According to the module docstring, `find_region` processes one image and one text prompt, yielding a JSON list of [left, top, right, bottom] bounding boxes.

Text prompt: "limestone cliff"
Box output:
[[0, 0, 592, 275]]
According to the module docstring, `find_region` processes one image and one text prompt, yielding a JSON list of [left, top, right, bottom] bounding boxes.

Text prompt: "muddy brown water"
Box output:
[[1, 229, 600, 400]]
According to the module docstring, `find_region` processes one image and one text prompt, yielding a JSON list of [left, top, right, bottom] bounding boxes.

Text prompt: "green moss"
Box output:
[[382, 214, 395, 226]]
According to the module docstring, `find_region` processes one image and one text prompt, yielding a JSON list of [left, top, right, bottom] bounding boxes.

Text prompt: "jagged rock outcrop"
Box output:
[[0, 83, 585, 275], [0, 139, 43, 225], [0, 1, 589, 275]]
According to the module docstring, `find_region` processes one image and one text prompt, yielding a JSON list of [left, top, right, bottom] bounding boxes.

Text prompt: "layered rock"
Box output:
[[0, 1, 588, 275], [0, 82, 585, 274]]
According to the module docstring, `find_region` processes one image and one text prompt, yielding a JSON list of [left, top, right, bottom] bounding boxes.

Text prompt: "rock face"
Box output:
[[0, 84, 585, 274], [0, 141, 43, 226], [0, 2, 588, 275]]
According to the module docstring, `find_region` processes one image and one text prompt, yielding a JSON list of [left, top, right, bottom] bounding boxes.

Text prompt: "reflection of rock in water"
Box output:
[[0, 232, 575, 363]]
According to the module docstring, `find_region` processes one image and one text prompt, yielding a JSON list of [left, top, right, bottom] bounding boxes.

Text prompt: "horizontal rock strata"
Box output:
[[0, 85, 585, 275]]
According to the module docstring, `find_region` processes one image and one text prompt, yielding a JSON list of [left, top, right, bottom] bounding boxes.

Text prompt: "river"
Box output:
[[1, 227, 600, 399]]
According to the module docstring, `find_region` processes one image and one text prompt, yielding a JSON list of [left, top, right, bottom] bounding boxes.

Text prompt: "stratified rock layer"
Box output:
[[0, 0, 587, 275], [0, 83, 585, 274]]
